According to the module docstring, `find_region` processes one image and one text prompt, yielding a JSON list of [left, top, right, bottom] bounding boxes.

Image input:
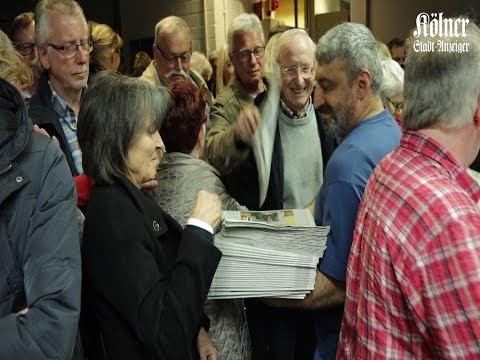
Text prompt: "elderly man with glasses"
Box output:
[[205, 13, 268, 211], [28, 0, 91, 177], [140, 16, 213, 105]]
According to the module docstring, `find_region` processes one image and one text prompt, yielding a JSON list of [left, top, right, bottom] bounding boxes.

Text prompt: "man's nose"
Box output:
[[173, 57, 182, 70]]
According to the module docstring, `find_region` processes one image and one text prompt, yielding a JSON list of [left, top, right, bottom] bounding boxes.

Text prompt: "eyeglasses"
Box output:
[[14, 42, 36, 56], [155, 44, 191, 64], [47, 40, 93, 59], [233, 46, 265, 63], [386, 97, 403, 114], [280, 65, 315, 79]]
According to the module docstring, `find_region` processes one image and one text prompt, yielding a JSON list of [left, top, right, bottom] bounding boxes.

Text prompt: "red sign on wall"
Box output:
[[271, 0, 279, 11]]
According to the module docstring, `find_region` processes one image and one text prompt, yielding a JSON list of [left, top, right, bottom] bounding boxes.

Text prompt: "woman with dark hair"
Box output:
[[78, 71, 222, 359], [156, 79, 251, 360]]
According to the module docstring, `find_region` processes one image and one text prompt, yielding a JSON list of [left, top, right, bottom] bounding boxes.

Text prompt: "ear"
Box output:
[[38, 46, 50, 71], [354, 69, 373, 101], [152, 42, 160, 61]]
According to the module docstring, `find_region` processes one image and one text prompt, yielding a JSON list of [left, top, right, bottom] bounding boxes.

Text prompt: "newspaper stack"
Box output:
[[208, 209, 329, 300]]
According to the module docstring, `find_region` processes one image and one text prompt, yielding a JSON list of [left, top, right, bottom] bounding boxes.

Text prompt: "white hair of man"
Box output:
[[275, 28, 316, 63], [316, 22, 383, 95], [403, 19, 480, 130], [227, 13, 265, 53], [35, 0, 87, 46], [154, 16, 190, 45], [379, 57, 404, 100]]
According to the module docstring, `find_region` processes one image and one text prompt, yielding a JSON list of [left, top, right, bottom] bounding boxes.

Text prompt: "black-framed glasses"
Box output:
[[47, 40, 93, 59], [155, 44, 191, 64], [386, 97, 403, 114], [233, 46, 265, 63], [14, 42, 36, 56], [280, 65, 315, 79]]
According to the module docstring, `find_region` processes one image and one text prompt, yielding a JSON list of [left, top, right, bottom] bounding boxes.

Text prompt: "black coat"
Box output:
[[81, 175, 222, 360]]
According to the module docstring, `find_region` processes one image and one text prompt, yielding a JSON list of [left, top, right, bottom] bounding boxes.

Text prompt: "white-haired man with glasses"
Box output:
[[28, 0, 91, 177], [206, 13, 268, 211], [140, 16, 213, 105]]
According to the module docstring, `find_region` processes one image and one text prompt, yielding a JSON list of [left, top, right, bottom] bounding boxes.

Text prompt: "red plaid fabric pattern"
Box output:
[[338, 131, 480, 359]]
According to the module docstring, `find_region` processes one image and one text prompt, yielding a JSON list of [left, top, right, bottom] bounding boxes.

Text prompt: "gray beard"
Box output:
[[323, 92, 355, 140]]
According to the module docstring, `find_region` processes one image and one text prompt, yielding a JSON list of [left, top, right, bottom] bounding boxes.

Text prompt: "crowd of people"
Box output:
[[1, 0, 480, 359]]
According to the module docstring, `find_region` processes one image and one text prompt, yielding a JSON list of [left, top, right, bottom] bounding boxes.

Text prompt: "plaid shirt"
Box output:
[[50, 83, 83, 174], [338, 131, 480, 359]]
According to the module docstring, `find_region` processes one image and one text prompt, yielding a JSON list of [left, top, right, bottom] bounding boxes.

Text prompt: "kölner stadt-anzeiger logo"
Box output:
[[413, 12, 470, 53]]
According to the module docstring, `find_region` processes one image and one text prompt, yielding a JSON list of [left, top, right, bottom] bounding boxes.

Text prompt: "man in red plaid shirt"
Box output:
[[338, 18, 480, 359]]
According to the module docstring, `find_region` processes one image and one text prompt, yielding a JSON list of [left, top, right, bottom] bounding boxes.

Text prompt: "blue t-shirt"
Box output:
[[313, 109, 402, 360]]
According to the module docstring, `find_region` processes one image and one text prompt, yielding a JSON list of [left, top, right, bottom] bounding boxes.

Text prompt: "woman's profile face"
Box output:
[[124, 123, 164, 188]]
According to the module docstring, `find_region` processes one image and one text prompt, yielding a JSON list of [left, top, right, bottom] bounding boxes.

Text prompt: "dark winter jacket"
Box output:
[[0, 78, 81, 358]]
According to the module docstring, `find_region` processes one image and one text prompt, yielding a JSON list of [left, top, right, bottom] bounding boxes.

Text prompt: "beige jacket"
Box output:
[[205, 77, 256, 176]]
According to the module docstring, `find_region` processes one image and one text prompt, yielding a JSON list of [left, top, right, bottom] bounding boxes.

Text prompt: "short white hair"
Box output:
[[379, 57, 404, 100], [227, 13, 265, 53], [154, 16, 190, 45]]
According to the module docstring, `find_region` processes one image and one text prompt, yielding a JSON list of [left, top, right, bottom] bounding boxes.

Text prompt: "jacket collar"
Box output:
[[231, 75, 269, 108], [114, 174, 179, 238]]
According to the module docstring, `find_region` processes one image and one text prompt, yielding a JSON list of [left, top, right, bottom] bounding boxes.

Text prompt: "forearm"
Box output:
[[0, 263, 81, 358], [264, 271, 345, 310]]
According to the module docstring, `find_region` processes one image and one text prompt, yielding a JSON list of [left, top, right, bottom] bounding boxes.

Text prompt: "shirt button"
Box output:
[[16, 176, 23, 183]]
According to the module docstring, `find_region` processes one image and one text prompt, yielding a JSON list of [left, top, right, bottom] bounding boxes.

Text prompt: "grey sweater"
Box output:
[[278, 105, 323, 208]]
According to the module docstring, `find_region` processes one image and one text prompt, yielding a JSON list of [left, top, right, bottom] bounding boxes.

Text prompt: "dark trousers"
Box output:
[[245, 298, 315, 360]]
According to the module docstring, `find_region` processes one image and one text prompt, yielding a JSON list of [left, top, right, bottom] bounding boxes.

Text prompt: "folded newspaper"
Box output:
[[208, 209, 329, 300]]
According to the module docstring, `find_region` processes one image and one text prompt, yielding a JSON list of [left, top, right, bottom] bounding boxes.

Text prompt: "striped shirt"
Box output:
[[338, 130, 480, 359], [50, 83, 83, 175]]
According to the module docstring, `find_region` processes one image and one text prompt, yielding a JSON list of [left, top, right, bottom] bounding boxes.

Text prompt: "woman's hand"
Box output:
[[189, 191, 222, 232], [197, 327, 218, 360]]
